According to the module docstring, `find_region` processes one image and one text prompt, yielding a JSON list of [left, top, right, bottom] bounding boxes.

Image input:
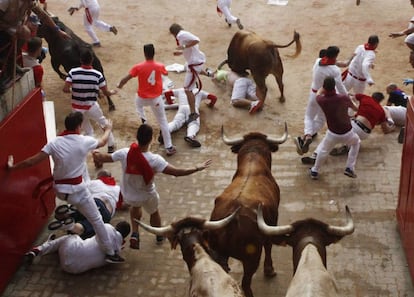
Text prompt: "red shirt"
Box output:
[[355, 94, 386, 127], [317, 92, 354, 134], [32, 64, 44, 87], [129, 60, 167, 98]]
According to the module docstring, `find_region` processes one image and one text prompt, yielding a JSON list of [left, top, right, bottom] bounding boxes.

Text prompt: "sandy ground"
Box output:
[[7, 0, 414, 296], [42, 0, 414, 139]]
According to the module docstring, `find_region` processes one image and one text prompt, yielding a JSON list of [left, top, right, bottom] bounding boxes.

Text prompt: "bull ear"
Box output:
[[171, 237, 179, 250], [231, 144, 242, 153]]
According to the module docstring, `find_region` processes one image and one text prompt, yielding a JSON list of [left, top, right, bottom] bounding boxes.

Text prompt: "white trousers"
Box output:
[[343, 73, 366, 94], [56, 186, 114, 256], [74, 102, 115, 147], [384, 106, 407, 126], [304, 91, 326, 136], [311, 129, 360, 173], [168, 105, 200, 138], [217, 0, 238, 24], [83, 5, 112, 43], [351, 120, 370, 140], [135, 95, 173, 148]]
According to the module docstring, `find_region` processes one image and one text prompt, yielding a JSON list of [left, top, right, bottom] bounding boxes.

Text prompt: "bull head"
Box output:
[[221, 122, 288, 146], [257, 204, 354, 237]]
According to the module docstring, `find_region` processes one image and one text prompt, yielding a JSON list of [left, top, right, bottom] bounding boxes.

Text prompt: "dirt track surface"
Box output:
[[3, 0, 414, 296]]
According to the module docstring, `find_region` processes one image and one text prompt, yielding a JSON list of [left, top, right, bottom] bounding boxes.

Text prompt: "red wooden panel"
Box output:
[[0, 89, 55, 294], [397, 105, 414, 229]]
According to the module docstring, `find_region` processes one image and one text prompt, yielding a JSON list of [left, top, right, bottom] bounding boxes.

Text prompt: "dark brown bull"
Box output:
[[218, 30, 301, 113], [207, 123, 288, 297], [257, 205, 355, 297], [135, 210, 245, 297]]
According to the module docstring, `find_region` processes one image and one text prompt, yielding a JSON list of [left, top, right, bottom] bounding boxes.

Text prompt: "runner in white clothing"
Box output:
[[8, 112, 125, 263], [294, 46, 348, 155], [169, 23, 212, 123], [163, 88, 217, 147], [343, 35, 379, 94], [212, 69, 260, 112], [92, 124, 212, 250], [68, 0, 117, 47], [24, 222, 130, 274], [216, 0, 243, 29]]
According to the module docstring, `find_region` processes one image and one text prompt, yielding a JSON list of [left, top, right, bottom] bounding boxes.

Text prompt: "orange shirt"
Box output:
[[129, 60, 167, 98]]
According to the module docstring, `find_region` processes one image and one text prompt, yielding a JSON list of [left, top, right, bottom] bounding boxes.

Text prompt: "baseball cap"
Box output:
[[29, 15, 41, 25]]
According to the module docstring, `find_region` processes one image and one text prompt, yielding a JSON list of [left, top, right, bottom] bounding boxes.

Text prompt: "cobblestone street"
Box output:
[[3, 0, 414, 296]]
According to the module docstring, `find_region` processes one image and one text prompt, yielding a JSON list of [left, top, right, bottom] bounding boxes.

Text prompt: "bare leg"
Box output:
[[130, 206, 142, 234], [185, 90, 196, 114], [231, 98, 254, 109], [150, 210, 161, 227]]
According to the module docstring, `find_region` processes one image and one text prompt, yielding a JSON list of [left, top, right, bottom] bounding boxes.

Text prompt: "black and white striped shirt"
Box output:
[[66, 65, 106, 108]]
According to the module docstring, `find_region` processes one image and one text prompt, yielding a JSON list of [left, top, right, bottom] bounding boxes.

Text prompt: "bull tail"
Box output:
[[272, 30, 302, 58], [217, 59, 228, 70]]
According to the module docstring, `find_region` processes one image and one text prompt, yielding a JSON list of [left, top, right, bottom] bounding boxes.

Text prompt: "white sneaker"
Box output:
[[249, 100, 260, 112], [48, 217, 75, 231], [205, 68, 214, 77], [166, 146, 177, 156]]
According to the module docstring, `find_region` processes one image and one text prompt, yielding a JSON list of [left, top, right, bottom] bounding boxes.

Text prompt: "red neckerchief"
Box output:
[[217, 6, 222, 16], [59, 130, 79, 136], [126, 143, 154, 185], [85, 7, 93, 24], [364, 43, 376, 51], [98, 176, 116, 186], [319, 57, 336, 66], [185, 63, 203, 95], [81, 64, 93, 69]]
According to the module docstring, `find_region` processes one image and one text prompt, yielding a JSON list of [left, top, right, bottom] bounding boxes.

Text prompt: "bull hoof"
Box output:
[[109, 104, 116, 112], [279, 96, 286, 103], [264, 267, 277, 278]]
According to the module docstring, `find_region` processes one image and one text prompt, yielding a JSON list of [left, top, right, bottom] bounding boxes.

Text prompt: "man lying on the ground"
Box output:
[[25, 221, 130, 274]]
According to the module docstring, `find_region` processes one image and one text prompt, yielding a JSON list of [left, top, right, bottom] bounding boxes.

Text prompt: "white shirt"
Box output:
[[79, 0, 99, 9], [22, 53, 39, 68], [348, 44, 376, 85], [310, 58, 347, 95], [87, 179, 120, 216], [176, 30, 206, 65], [111, 148, 168, 202], [42, 134, 98, 194]]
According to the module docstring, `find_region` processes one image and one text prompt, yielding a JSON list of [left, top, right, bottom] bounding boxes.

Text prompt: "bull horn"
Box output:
[[203, 207, 240, 230], [221, 126, 244, 146], [327, 205, 355, 236], [257, 204, 294, 235], [266, 122, 288, 144], [134, 219, 174, 236]]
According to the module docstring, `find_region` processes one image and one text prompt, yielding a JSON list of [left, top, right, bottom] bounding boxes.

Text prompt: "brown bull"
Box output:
[[257, 205, 355, 297], [218, 30, 301, 113], [207, 123, 288, 297]]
